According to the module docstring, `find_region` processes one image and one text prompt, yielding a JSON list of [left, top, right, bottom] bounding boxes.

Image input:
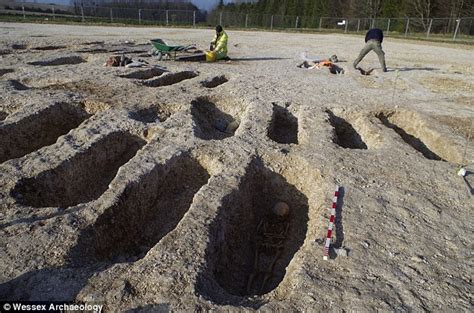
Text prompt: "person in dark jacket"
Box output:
[[353, 28, 387, 72]]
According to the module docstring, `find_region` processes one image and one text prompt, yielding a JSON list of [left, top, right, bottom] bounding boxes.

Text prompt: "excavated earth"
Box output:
[[0, 23, 473, 311]]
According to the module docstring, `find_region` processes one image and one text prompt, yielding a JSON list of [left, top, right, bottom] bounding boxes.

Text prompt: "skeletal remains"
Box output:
[[247, 201, 290, 294]]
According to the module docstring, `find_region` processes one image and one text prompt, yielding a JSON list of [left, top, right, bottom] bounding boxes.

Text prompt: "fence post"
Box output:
[[270, 15, 273, 30], [453, 18, 461, 40], [319, 17, 322, 31], [52, 6, 55, 20], [426, 18, 433, 37], [81, 5, 85, 22], [166, 10, 169, 25], [344, 19, 348, 33], [139, 9, 141, 24], [404, 18, 410, 37], [371, 18, 375, 28], [357, 19, 360, 32], [295, 16, 299, 29], [193, 11, 195, 27], [110, 8, 113, 23], [22, 5, 25, 19], [387, 18, 390, 32], [245, 14, 248, 28]]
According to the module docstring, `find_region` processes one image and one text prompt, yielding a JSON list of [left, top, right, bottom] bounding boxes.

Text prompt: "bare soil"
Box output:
[[0, 22, 472, 312]]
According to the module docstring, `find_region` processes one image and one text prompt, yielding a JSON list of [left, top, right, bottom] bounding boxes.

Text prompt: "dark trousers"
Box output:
[[353, 39, 387, 71]]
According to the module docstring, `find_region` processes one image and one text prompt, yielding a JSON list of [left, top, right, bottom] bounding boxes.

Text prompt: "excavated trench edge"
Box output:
[[268, 104, 298, 144], [68, 154, 210, 265], [8, 80, 29, 91], [128, 107, 170, 123], [120, 68, 167, 80], [326, 110, 367, 150], [0, 69, 14, 77], [0, 102, 90, 164], [198, 159, 309, 302], [142, 71, 198, 87], [201, 75, 229, 88], [11, 132, 146, 208], [377, 112, 444, 161], [33, 46, 67, 51], [191, 97, 240, 140], [28, 56, 87, 66]]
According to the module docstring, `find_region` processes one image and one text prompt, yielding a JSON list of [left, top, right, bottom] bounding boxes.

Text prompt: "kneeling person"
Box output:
[[208, 25, 228, 61], [176, 25, 229, 62]]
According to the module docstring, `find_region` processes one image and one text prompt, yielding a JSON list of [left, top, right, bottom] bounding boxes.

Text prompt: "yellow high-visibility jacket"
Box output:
[[211, 31, 228, 60]]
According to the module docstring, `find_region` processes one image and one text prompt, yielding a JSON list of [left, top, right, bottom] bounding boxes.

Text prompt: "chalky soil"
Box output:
[[0, 23, 472, 311]]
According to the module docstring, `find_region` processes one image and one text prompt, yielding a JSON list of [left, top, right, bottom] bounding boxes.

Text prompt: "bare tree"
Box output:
[[351, 0, 384, 19], [413, 0, 432, 30], [368, 0, 383, 19]]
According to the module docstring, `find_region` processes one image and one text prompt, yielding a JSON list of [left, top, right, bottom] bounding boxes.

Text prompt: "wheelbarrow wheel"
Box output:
[[157, 52, 163, 61]]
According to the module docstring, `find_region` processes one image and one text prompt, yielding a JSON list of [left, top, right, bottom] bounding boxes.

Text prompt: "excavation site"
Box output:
[[0, 102, 90, 163], [12, 132, 146, 208], [268, 103, 299, 144], [70, 154, 210, 265], [0, 22, 472, 312], [203, 160, 308, 299]]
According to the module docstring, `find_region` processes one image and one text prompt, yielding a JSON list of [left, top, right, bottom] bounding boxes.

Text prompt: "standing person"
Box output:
[[353, 28, 387, 72], [209, 25, 228, 61]]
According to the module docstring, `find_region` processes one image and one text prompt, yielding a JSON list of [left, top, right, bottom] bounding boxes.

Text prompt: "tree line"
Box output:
[[71, 0, 199, 11], [213, 0, 472, 19]]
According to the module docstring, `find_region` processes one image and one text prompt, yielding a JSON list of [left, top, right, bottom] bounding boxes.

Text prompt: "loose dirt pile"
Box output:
[[0, 23, 472, 311]]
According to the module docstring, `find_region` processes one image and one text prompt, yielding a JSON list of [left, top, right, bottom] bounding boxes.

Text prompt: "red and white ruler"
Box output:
[[323, 185, 339, 260]]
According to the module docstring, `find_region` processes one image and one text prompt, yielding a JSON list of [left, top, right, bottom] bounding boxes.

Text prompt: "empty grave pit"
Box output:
[[0, 69, 14, 77], [82, 41, 105, 46], [201, 75, 229, 88], [75, 48, 108, 54], [326, 110, 367, 149], [32, 45, 67, 51], [128, 106, 170, 123], [0, 102, 90, 164], [11, 44, 27, 50], [68, 154, 210, 265], [7, 80, 29, 91], [11, 132, 146, 208], [268, 103, 298, 144], [119, 67, 167, 80], [377, 111, 446, 161], [28, 56, 86, 66], [191, 97, 243, 140], [202, 160, 309, 297], [142, 71, 198, 87]]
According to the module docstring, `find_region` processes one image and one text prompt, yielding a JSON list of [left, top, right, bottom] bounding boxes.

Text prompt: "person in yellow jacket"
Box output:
[[206, 25, 228, 62], [176, 25, 228, 62]]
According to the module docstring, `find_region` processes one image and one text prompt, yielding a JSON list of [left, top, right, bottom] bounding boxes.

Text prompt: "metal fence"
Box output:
[[1, 1, 473, 42]]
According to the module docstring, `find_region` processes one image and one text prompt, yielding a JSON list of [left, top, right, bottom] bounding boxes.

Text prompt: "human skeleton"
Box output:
[[247, 202, 290, 294]]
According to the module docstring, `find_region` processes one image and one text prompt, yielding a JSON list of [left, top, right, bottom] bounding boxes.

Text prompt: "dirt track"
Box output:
[[0, 22, 473, 311]]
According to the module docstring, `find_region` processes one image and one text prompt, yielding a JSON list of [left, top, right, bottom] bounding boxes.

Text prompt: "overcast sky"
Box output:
[[27, 0, 234, 11]]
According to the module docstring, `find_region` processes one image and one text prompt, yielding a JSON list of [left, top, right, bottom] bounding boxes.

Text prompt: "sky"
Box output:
[[25, 0, 236, 11]]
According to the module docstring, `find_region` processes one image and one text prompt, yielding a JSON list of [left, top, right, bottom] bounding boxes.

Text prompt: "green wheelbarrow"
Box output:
[[149, 39, 196, 60]]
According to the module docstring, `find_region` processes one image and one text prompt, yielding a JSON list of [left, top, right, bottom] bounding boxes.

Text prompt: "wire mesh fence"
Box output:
[[1, 1, 473, 42]]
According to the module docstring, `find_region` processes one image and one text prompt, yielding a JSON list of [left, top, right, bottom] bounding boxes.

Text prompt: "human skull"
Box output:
[[272, 202, 290, 217]]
